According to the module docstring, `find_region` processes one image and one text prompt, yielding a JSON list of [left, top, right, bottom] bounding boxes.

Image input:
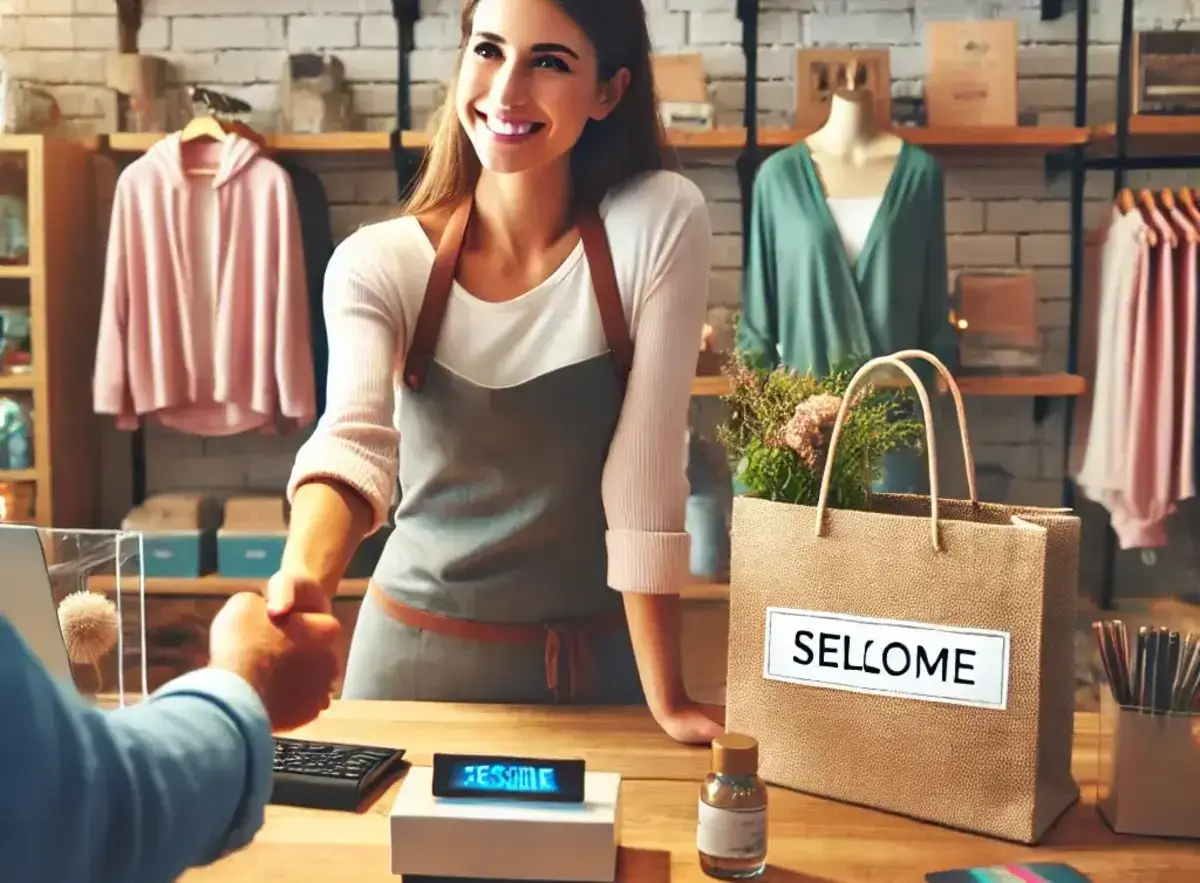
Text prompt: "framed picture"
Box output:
[[924, 20, 1018, 127], [795, 48, 891, 130]]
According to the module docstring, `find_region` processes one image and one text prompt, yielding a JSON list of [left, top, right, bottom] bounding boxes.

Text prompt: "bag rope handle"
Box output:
[[885, 349, 979, 505], [814, 355, 941, 551]]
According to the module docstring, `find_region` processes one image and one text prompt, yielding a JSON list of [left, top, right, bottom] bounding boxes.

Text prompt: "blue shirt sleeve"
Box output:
[[0, 616, 275, 883]]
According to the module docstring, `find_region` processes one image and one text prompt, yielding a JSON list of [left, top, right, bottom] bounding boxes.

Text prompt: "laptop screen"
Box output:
[[0, 525, 73, 684]]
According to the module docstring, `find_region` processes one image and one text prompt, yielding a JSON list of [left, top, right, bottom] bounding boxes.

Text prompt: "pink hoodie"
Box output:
[[93, 132, 315, 435]]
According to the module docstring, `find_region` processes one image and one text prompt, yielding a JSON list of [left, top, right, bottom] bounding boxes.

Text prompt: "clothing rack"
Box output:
[[1047, 0, 1200, 610]]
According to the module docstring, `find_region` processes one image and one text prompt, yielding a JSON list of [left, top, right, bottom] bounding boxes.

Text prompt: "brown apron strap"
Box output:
[[403, 197, 473, 392], [403, 196, 633, 393], [366, 582, 625, 702], [578, 207, 634, 393]]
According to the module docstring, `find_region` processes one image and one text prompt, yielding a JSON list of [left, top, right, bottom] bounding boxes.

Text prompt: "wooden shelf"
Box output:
[[96, 125, 1095, 156], [692, 375, 730, 397], [952, 373, 1085, 397], [0, 264, 33, 278], [1091, 115, 1200, 140], [102, 128, 749, 154], [0, 374, 35, 391], [690, 372, 1085, 399], [105, 131, 397, 153], [758, 126, 1088, 152], [88, 573, 727, 602]]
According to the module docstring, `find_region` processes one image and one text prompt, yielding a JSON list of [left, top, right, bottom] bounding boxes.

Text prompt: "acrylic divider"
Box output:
[[39, 526, 146, 707]]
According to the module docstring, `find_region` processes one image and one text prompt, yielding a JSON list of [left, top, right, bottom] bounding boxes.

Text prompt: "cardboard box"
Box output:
[[390, 766, 621, 882], [925, 20, 1018, 127], [796, 48, 891, 131]]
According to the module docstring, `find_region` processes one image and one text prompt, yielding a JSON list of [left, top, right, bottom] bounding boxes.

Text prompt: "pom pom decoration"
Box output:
[[58, 590, 120, 692]]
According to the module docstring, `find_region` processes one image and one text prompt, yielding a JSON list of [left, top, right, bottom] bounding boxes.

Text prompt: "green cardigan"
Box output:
[[736, 141, 957, 385]]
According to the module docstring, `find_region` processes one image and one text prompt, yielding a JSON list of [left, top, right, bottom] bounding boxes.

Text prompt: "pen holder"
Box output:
[[1097, 691, 1200, 839]]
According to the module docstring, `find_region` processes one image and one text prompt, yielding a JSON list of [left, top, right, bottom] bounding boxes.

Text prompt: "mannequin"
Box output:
[[804, 61, 904, 200], [736, 57, 956, 494]]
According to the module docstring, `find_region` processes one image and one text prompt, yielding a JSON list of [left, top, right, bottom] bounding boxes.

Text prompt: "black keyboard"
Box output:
[[271, 737, 407, 811]]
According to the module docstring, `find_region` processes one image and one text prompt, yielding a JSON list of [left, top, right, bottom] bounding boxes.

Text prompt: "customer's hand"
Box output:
[[265, 568, 333, 617], [653, 700, 725, 745], [209, 592, 342, 732]]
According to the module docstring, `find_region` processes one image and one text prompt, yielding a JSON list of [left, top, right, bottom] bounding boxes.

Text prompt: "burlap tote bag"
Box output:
[[725, 349, 1080, 844]]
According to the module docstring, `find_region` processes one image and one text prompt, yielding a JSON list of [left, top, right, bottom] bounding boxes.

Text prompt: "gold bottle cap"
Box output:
[[711, 733, 758, 776]]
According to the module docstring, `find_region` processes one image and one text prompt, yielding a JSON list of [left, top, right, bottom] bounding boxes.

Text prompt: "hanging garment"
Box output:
[[1074, 208, 1148, 508], [736, 141, 957, 382], [275, 156, 334, 419], [1166, 207, 1198, 502], [93, 132, 315, 435], [286, 170, 711, 702], [1111, 208, 1177, 549]]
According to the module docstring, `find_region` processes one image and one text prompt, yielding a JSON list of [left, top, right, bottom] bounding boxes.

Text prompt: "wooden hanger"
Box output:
[[178, 99, 266, 176], [1181, 186, 1200, 227], [1140, 188, 1176, 247], [1164, 187, 1200, 243], [179, 114, 265, 147], [1118, 188, 1157, 246]]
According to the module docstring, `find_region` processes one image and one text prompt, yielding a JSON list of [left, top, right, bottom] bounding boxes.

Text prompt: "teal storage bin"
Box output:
[[140, 530, 216, 578], [218, 530, 287, 578]]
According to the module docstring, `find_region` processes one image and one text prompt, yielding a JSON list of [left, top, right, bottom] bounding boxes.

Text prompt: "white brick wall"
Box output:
[[3, 1, 1199, 594]]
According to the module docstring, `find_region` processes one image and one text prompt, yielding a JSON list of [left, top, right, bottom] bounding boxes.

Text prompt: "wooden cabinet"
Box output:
[[0, 135, 100, 528]]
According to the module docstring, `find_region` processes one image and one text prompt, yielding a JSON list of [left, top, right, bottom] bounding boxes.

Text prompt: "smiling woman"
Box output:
[[275, 0, 723, 746], [405, 0, 673, 213]]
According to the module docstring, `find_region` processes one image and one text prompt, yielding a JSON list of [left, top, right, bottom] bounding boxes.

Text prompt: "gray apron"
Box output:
[[342, 195, 645, 706]]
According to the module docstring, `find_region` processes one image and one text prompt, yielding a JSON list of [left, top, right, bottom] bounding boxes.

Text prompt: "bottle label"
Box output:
[[696, 799, 766, 860]]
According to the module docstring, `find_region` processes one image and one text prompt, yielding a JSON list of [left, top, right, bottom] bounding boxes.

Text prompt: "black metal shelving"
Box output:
[[1046, 0, 1200, 610]]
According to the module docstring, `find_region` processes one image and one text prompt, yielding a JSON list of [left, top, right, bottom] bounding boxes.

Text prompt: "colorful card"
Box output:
[[926, 863, 1092, 883]]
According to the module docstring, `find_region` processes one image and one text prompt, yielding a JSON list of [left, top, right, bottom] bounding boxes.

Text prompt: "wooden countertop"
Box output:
[[176, 703, 1196, 883]]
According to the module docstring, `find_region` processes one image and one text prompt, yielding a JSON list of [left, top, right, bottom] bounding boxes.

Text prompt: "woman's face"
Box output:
[[456, 0, 624, 175]]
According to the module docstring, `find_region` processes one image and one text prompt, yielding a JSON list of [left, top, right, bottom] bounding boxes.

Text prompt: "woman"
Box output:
[[268, 0, 722, 745]]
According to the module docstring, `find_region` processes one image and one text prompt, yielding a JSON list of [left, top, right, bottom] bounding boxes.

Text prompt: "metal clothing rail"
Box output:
[[1046, 0, 1200, 609]]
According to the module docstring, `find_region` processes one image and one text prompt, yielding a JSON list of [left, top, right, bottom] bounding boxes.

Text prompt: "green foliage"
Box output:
[[717, 349, 925, 510]]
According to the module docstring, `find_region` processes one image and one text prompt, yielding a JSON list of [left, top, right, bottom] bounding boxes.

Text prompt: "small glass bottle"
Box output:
[[697, 733, 768, 879]]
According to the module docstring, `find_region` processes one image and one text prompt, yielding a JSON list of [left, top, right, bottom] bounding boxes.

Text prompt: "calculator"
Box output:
[[271, 737, 408, 811]]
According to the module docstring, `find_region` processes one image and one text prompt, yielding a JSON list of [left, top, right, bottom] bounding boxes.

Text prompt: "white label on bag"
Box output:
[[696, 799, 767, 860], [762, 607, 1010, 710]]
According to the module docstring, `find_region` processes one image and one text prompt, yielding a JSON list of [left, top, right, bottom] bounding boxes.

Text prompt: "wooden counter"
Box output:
[[179, 703, 1196, 883]]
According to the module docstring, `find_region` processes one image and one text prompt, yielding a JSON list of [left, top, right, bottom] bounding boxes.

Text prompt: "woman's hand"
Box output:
[[265, 569, 334, 618], [652, 700, 725, 745]]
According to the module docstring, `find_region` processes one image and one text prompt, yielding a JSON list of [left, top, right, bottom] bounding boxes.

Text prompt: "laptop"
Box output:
[[0, 524, 73, 684]]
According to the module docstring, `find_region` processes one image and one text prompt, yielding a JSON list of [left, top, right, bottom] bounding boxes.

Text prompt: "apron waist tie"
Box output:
[[366, 582, 626, 702]]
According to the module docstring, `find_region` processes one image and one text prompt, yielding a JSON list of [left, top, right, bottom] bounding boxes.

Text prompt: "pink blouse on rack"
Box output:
[[1112, 206, 1177, 549]]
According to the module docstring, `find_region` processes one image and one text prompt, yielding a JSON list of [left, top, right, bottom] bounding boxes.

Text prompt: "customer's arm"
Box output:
[[277, 232, 406, 611], [0, 618, 274, 883]]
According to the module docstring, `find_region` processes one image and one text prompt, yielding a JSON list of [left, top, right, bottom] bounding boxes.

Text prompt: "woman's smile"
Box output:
[[475, 108, 547, 143]]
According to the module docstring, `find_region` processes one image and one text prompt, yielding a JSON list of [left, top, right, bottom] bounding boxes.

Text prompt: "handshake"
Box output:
[[208, 591, 342, 732]]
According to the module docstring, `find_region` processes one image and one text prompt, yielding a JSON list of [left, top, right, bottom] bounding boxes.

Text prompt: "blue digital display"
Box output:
[[449, 762, 561, 795], [432, 753, 586, 803]]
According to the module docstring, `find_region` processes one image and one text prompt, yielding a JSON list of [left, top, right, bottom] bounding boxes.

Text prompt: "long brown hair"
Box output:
[[401, 0, 676, 217]]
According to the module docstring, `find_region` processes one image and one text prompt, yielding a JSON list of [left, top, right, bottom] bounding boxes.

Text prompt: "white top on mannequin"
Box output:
[[805, 63, 905, 200], [826, 196, 882, 263]]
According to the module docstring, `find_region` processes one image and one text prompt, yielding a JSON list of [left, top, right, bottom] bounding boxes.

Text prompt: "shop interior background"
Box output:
[[1, 0, 1197, 604]]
